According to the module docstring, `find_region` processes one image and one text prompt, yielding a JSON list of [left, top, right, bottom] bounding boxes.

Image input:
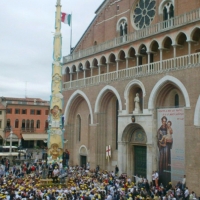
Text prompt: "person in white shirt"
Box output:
[[182, 175, 186, 190], [152, 171, 156, 186], [52, 167, 59, 183], [184, 187, 189, 200], [155, 171, 159, 187]]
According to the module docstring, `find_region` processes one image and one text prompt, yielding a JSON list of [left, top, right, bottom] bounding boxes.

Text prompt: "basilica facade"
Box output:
[[62, 0, 200, 191]]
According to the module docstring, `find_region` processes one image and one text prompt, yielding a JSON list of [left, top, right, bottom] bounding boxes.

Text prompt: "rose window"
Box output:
[[133, 0, 156, 29]]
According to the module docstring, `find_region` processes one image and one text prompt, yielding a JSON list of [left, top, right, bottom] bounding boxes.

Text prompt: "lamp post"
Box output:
[[9, 127, 13, 154]]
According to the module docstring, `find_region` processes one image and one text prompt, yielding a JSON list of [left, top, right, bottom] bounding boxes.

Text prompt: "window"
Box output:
[[6, 119, 11, 127], [22, 109, 27, 114], [6, 109, 12, 114], [30, 109, 35, 115], [15, 119, 19, 128], [36, 110, 41, 115], [76, 115, 81, 142], [0, 120, 2, 128], [0, 111, 2, 115], [45, 120, 48, 130], [26, 120, 30, 128], [45, 110, 49, 115], [15, 109, 20, 114], [133, 0, 156, 29], [175, 94, 179, 108], [36, 120, 40, 128], [31, 120, 34, 128], [21, 119, 25, 128]]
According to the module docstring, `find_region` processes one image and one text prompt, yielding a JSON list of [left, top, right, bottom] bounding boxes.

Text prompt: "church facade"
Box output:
[[62, 0, 200, 191]]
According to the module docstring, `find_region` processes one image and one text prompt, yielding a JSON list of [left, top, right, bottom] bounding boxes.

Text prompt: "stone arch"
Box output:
[[118, 50, 126, 60], [116, 17, 128, 31], [64, 90, 94, 125], [158, 0, 174, 15], [194, 95, 200, 127], [92, 58, 98, 67], [79, 145, 88, 155], [121, 123, 147, 143], [162, 36, 173, 49], [190, 27, 200, 41], [124, 79, 146, 114], [175, 31, 188, 44], [94, 85, 122, 113], [148, 75, 190, 109]]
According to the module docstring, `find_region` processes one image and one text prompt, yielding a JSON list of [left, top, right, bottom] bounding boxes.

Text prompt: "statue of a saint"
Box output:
[[134, 93, 141, 113]]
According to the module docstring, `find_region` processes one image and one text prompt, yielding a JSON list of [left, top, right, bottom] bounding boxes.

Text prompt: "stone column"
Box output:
[[69, 72, 72, 88], [173, 45, 177, 68], [106, 62, 110, 81], [187, 40, 192, 64], [159, 48, 163, 70], [116, 60, 119, 78], [147, 52, 151, 73], [146, 143, 154, 181], [76, 70, 79, 80], [98, 64, 101, 82], [125, 57, 129, 77], [118, 141, 128, 174]]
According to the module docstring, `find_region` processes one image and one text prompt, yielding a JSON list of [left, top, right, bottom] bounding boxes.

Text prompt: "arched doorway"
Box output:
[[79, 145, 88, 168], [120, 123, 148, 178]]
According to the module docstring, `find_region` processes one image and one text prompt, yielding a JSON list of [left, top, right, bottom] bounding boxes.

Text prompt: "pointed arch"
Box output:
[[94, 85, 122, 113], [64, 90, 93, 125], [148, 75, 190, 109]]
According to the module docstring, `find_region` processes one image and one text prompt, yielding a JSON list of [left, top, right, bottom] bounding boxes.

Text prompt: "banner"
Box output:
[[157, 108, 185, 186]]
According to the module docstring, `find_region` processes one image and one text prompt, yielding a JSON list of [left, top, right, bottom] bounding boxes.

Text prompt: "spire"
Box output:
[[57, 0, 61, 6]]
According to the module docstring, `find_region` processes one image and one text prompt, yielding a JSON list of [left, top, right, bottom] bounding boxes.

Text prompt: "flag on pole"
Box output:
[[61, 12, 71, 26], [106, 145, 111, 158]]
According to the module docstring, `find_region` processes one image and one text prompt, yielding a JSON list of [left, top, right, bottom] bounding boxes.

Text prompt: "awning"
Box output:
[[22, 134, 48, 141]]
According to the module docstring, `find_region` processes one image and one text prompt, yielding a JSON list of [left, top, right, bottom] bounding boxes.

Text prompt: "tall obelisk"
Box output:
[[47, 0, 64, 163]]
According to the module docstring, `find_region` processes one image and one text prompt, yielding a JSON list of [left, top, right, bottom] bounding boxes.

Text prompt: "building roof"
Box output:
[[70, 0, 108, 53], [0, 102, 6, 110], [1, 97, 46, 102]]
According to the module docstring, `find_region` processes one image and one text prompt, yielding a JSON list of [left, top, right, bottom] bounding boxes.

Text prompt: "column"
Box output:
[[173, 45, 177, 68], [69, 72, 72, 88], [146, 143, 154, 182], [147, 52, 150, 73], [76, 70, 79, 80], [83, 69, 86, 86], [98, 64, 101, 82], [118, 141, 127, 175], [116, 60, 119, 79], [187, 40, 191, 64], [125, 57, 129, 77], [106, 63, 110, 81], [159, 48, 163, 70]]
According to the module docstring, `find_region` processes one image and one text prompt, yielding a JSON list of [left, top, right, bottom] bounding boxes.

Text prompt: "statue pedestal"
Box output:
[[133, 109, 141, 114]]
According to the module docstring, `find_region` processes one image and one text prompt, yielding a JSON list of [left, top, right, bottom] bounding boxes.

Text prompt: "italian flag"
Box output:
[[61, 13, 71, 26]]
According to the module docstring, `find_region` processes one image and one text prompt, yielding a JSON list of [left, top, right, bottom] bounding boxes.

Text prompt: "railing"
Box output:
[[4, 127, 11, 132], [63, 52, 200, 90], [63, 8, 200, 63], [21, 128, 36, 133]]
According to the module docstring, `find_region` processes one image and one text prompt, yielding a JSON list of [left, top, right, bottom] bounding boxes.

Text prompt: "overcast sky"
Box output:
[[0, 0, 103, 100]]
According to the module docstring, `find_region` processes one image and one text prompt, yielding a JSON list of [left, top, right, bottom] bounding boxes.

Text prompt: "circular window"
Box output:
[[132, 0, 156, 30]]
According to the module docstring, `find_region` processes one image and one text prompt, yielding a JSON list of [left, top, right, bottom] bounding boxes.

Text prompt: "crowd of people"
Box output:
[[0, 153, 198, 200]]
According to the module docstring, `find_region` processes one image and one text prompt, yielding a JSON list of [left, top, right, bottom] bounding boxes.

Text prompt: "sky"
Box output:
[[0, 0, 103, 100]]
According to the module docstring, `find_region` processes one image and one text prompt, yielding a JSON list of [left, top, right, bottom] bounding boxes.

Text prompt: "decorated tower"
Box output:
[[47, 0, 64, 163]]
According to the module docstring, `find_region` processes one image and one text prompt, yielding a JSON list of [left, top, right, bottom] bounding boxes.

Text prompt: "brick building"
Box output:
[[0, 97, 49, 148], [62, 0, 200, 192]]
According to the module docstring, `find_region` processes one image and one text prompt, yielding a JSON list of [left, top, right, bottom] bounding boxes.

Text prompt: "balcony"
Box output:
[[21, 128, 36, 133], [63, 7, 200, 64], [4, 127, 11, 132], [63, 52, 200, 90]]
